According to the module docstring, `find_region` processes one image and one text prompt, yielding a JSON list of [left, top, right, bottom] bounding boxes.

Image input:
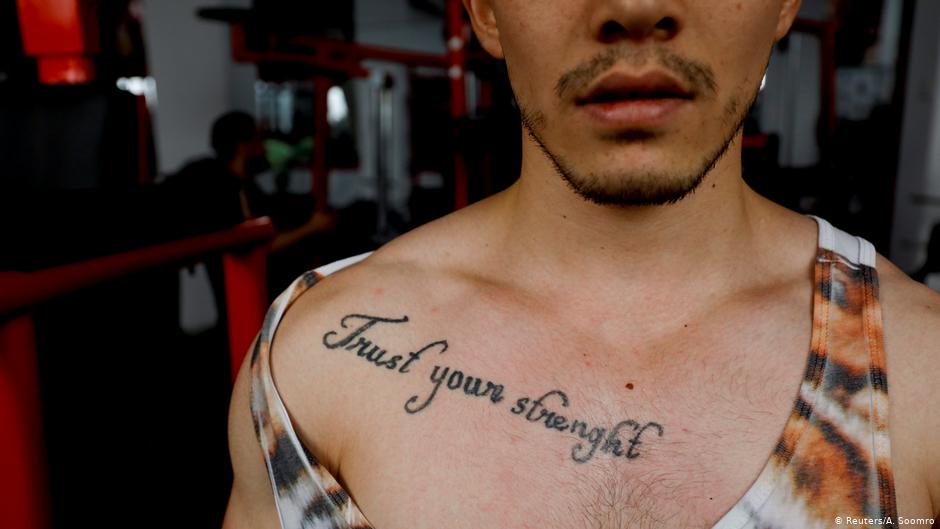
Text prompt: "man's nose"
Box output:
[[589, 0, 682, 44]]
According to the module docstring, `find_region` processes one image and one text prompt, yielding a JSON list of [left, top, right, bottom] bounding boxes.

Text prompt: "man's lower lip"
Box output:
[[578, 98, 690, 128]]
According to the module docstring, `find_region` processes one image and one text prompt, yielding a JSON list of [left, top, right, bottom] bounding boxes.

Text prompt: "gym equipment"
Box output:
[[201, 0, 483, 212], [15, 0, 100, 84], [0, 219, 274, 529]]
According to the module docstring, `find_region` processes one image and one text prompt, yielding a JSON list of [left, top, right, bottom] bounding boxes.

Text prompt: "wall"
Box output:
[[891, 0, 940, 271], [756, 0, 829, 168], [329, 0, 446, 215], [142, 0, 255, 177], [144, 0, 444, 210], [356, 0, 444, 54]]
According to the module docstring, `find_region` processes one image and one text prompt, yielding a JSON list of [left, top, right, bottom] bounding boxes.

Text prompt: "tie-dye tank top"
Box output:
[[248, 215, 898, 529]]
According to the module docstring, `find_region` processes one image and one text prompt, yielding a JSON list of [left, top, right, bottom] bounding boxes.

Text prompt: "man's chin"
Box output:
[[524, 115, 731, 207], [596, 129, 661, 144], [559, 172, 706, 207]]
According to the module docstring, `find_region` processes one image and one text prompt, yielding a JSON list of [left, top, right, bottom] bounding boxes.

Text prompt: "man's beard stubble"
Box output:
[[515, 46, 767, 207]]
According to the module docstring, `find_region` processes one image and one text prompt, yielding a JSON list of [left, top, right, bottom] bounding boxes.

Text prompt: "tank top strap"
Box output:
[[809, 215, 877, 268], [249, 252, 374, 529], [806, 215, 898, 524]]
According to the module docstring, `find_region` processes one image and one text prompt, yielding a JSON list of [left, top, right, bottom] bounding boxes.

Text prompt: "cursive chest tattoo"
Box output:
[[320, 313, 664, 464]]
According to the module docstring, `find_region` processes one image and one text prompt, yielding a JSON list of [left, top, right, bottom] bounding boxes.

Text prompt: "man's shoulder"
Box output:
[[875, 253, 940, 422], [873, 254, 940, 506], [264, 213, 490, 462], [287, 196, 493, 301], [876, 253, 940, 365], [271, 233, 454, 351], [225, 247, 441, 527]]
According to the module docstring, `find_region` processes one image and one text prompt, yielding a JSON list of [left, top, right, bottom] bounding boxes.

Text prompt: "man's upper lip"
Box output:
[[576, 71, 693, 105]]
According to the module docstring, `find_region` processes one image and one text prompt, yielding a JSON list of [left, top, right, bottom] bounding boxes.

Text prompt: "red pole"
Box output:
[[479, 78, 494, 198], [0, 314, 51, 529], [16, 0, 99, 85], [222, 247, 269, 381], [446, 0, 470, 209]]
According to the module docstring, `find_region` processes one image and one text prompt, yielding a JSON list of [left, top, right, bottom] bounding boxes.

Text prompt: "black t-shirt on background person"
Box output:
[[164, 157, 271, 228]]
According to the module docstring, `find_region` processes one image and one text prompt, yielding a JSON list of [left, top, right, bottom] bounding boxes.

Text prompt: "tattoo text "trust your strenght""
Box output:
[[321, 313, 664, 464]]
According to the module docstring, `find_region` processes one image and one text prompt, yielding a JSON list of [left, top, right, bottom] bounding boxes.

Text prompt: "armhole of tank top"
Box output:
[[250, 251, 376, 526], [257, 250, 375, 453], [260, 250, 374, 400]]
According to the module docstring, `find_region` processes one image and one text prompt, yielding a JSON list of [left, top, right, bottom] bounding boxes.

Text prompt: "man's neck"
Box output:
[[489, 133, 779, 315]]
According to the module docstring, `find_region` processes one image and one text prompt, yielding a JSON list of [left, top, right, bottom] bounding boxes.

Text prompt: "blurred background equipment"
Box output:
[[2, 1, 940, 528], [16, 0, 101, 85]]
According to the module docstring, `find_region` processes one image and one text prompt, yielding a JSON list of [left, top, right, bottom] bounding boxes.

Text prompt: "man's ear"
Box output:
[[462, 0, 504, 59], [774, 0, 803, 41]]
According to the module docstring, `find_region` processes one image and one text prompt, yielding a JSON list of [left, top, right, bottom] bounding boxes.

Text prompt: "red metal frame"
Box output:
[[0, 315, 49, 529], [742, 134, 771, 151], [0, 219, 274, 315], [15, 0, 100, 84], [446, 0, 470, 209], [478, 78, 495, 197], [222, 247, 269, 381], [230, 25, 367, 78], [224, 0, 475, 211], [0, 219, 274, 529]]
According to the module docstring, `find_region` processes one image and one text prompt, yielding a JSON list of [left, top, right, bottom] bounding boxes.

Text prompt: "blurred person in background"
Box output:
[[167, 111, 337, 316], [168, 111, 336, 251]]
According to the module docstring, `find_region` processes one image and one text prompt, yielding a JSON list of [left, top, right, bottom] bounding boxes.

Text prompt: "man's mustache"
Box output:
[[555, 46, 718, 101]]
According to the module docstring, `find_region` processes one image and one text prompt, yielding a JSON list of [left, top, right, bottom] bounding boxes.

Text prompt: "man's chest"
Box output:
[[312, 314, 809, 529], [293, 294, 933, 529], [332, 369, 790, 529]]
